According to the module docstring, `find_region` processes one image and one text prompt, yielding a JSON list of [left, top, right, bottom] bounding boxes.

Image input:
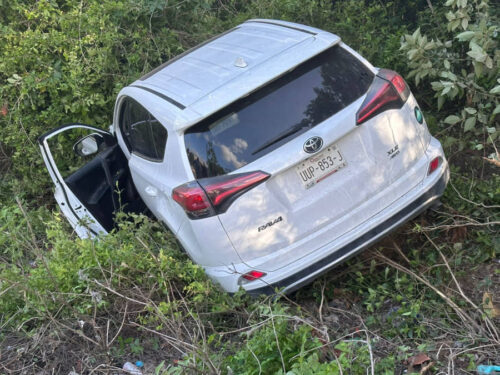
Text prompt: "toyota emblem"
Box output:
[[303, 136, 323, 154]]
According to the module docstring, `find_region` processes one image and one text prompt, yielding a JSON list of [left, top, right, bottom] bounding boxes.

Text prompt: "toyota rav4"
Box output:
[[39, 19, 449, 294]]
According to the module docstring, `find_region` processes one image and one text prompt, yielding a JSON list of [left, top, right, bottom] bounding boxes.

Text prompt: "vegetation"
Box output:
[[400, 0, 499, 154], [0, 0, 498, 373]]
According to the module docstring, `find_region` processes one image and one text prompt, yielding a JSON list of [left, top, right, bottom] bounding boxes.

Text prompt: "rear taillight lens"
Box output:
[[240, 270, 267, 283], [172, 171, 270, 219], [428, 157, 441, 175], [356, 69, 410, 125], [172, 181, 214, 219], [242, 270, 266, 281]]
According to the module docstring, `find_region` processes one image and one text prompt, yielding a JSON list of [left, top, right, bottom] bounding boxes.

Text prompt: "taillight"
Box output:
[[428, 156, 441, 175], [240, 270, 266, 283], [172, 181, 213, 219], [172, 171, 270, 219], [356, 69, 410, 125]]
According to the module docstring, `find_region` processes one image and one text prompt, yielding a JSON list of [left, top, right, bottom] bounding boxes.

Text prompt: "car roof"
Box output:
[[125, 19, 341, 131]]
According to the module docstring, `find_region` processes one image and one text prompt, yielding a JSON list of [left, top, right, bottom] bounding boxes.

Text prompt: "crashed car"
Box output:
[[39, 19, 449, 294]]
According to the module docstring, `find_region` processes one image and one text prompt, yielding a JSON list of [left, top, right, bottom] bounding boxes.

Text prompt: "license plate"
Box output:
[[295, 145, 347, 189]]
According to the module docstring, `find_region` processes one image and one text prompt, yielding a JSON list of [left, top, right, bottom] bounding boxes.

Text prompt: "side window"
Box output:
[[119, 97, 168, 162]]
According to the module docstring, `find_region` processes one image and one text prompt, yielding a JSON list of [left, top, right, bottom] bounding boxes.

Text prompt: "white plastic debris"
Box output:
[[123, 362, 142, 375]]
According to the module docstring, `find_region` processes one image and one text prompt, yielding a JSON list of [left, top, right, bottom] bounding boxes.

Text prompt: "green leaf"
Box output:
[[437, 95, 445, 110], [464, 107, 477, 114], [464, 116, 476, 132], [154, 361, 165, 375], [485, 56, 493, 69], [419, 35, 428, 48], [478, 113, 489, 124], [424, 40, 435, 50], [490, 85, 500, 94], [456, 31, 475, 41], [473, 61, 483, 77], [431, 81, 444, 90], [444, 115, 461, 124], [444, 60, 451, 69], [450, 19, 461, 31], [404, 34, 414, 44], [467, 42, 487, 62], [407, 49, 419, 60], [493, 104, 500, 115], [441, 71, 457, 81], [412, 27, 421, 41]]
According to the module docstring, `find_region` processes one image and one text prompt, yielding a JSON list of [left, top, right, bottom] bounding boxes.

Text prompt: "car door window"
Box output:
[[120, 97, 167, 161]]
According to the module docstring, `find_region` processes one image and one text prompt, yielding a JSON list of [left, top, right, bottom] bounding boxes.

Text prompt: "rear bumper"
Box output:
[[245, 163, 449, 296]]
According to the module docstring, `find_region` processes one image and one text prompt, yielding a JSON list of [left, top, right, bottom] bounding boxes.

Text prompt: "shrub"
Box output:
[[400, 0, 499, 154], [0, 0, 183, 197]]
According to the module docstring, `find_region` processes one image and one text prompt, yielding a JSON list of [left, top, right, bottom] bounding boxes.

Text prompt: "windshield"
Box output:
[[184, 45, 374, 179]]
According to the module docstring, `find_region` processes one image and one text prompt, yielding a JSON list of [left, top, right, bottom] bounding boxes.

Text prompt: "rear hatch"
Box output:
[[183, 45, 427, 269]]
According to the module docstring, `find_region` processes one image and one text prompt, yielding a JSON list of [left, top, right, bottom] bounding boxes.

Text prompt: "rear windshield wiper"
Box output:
[[251, 122, 311, 155]]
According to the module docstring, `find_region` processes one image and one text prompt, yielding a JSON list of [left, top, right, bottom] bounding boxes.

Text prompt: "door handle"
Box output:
[[144, 186, 158, 197]]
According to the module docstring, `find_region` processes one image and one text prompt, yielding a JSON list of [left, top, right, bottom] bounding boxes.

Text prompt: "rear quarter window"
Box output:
[[119, 97, 168, 162], [184, 45, 374, 178]]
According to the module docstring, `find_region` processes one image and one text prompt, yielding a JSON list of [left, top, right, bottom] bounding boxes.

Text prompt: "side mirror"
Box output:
[[73, 133, 104, 157]]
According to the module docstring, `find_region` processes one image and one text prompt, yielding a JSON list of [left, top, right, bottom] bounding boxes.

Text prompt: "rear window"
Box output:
[[184, 45, 374, 179]]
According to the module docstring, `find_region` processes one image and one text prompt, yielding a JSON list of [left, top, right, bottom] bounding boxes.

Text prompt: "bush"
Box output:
[[400, 0, 499, 155], [0, 0, 183, 197]]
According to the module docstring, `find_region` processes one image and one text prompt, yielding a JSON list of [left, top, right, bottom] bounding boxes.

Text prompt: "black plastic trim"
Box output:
[[129, 85, 186, 110], [246, 170, 449, 296], [245, 20, 317, 35]]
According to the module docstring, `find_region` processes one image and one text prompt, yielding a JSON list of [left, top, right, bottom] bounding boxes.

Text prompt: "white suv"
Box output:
[[39, 19, 449, 294]]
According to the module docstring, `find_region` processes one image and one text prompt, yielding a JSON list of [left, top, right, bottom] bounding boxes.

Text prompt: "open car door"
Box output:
[[39, 124, 146, 238]]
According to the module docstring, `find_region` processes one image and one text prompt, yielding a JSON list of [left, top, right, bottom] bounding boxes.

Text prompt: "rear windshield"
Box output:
[[184, 45, 374, 179]]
